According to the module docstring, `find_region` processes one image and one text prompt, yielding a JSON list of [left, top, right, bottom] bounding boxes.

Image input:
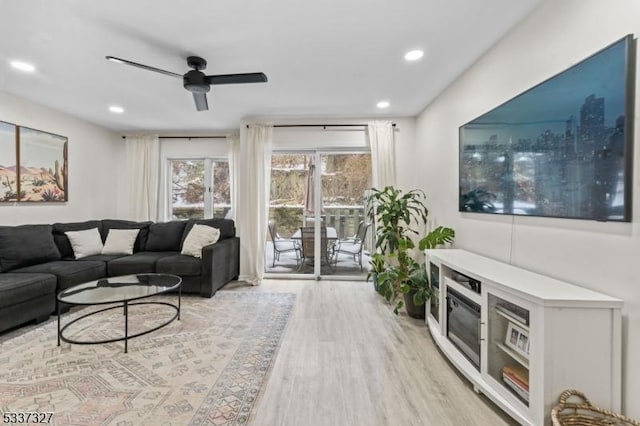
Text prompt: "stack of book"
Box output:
[[502, 365, 529, 402]]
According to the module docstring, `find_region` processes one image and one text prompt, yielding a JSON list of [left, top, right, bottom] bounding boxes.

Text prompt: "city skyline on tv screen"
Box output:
[[459, 35, 633, 221]]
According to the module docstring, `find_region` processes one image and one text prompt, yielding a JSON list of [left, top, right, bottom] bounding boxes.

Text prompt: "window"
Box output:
[[169, 158, 230, 219]]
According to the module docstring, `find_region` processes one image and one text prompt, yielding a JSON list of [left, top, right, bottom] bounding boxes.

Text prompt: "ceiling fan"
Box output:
[[106, 55, 267, 111]]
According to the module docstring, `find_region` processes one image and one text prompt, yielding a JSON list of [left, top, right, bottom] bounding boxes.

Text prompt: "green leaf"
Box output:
[[419, 226, 455, 250], [413, 292, 426, 306], [393, 300, 404, 315]]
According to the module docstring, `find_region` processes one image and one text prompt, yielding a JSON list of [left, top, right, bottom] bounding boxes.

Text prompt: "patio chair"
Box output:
[[268, 220, 300, 267], [333, 222, 371, 271], [341, 221, 364, 244], [299, 226, 333, 271]]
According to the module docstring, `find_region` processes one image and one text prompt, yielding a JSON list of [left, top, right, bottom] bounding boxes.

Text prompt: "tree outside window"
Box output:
[[170, 159, 230, 219]]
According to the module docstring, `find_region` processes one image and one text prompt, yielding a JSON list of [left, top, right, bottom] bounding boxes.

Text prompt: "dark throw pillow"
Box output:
[[146, 221, 187, 252], [0, 224, 61, 272]]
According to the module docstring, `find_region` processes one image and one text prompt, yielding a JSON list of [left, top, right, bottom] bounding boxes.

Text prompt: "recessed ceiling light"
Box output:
[[109, 105, 125, 114], [404, 50, 424, 61], [376, 101, 390, 109], [10, 61, 35, 73]]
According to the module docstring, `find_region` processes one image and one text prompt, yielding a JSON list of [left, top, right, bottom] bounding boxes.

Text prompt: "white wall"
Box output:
[[410, 0, 640, 417], [0, 91, 123, 224]]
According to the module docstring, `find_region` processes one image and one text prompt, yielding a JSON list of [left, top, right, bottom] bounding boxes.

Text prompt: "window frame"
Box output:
[[166, 156, 230, 220]]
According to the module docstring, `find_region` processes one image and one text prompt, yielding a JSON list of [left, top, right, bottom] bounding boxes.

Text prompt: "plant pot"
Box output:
[[404, 290, 425, 319], [372, 273, 380, 292]]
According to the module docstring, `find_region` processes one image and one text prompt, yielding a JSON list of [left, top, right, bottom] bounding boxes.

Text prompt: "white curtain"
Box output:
[[126, 134, 160, 221], [237, 123, 272, 284], [367, 120, 396, 189], [227, 132, 240, 221]]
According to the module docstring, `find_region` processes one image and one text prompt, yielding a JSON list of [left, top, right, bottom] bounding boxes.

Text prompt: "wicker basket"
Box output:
[[551, 390, 640, 426]]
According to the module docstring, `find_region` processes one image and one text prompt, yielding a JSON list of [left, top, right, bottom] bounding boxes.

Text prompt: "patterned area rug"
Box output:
[[0, 292, 295, 425]]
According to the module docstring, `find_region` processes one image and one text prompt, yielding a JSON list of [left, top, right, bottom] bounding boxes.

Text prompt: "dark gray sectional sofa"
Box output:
[[0, 218, 240, 333]]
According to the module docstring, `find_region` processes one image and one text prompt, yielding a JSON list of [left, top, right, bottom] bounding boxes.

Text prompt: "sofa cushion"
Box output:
[[12, 260, 106, 292], [0, 225, 61, 272], [145, 221, 187, 252], [181, 225, 220, 258], [156, 255, 202, 276], [0, 273, 57, 309], [101, 229, 140, 255], [101, 220, 152, 253], [65, 228, 104, 259], [181, 219, 235, 246], [76, 254, 127, 262], [53, 220, 103, 259], [107, 251, 177, 276]]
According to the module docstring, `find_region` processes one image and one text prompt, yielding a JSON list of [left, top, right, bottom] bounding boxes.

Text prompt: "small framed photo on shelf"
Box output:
[[506, 322, 530, 359]]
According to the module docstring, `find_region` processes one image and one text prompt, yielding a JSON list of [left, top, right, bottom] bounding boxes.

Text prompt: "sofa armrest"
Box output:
[[200, 236, 240, 297]]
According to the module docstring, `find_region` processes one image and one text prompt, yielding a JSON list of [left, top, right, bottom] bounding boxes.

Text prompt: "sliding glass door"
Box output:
[[265, 150, 371, 279], [266, 153, 314, 276], [320, 152, 372, 275]]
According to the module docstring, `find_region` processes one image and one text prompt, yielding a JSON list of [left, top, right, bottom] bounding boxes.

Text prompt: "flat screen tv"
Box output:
[[459, 35, 635, 221]]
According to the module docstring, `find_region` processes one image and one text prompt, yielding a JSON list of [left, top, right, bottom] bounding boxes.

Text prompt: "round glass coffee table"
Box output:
[[57, 273, 182, 353]]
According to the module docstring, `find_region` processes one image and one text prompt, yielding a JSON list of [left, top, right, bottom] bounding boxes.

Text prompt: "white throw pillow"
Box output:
[[101, 229, 140, 255], [181, 224, 220, 258], [65, 228, 104, 259]]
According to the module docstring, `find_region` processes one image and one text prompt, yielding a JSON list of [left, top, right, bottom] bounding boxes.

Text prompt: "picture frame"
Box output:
[[0, 121, 18, 202], [505, 321, 530, 359], [17, 125, 68, 202]]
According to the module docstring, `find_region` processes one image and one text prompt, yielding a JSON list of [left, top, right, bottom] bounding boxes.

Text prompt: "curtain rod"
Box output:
[[120, 123, 399, 138], [121, 135, 227, 140], [244, 123, 396, 129]]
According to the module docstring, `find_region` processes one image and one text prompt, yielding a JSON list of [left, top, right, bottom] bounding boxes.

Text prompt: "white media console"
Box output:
[[425, 249, 622, 426]]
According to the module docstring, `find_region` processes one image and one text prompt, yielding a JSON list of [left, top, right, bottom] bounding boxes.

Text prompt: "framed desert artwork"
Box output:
[[0, 121, 18, 202], [18, 126, 68, 202]]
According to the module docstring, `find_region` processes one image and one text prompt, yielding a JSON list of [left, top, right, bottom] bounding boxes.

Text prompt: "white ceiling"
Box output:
[[0, 0, 541, 133]]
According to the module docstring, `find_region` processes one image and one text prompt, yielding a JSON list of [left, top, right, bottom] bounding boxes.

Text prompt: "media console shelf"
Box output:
[[426, 249, 622, 426]]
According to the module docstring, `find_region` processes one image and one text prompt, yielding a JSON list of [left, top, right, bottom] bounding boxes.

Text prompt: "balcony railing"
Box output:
[[171, 204, 231, 220], [269, 204, 371, 248]]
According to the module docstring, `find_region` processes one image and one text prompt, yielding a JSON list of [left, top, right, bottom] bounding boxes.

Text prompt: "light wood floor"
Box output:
[[223, 279, 517, 426]]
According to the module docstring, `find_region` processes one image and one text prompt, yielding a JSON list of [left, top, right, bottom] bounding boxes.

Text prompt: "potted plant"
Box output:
[[367, 186, 454, 316], [403, 262, 430, 318], [402, 226, 455, 318], [366, 186, 427, 313], [373, 236, 416, 314], [368, 252, 386, 291]]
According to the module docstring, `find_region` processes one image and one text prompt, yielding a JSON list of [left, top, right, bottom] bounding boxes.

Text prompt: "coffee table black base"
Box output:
[[57, 300, 180, 353]]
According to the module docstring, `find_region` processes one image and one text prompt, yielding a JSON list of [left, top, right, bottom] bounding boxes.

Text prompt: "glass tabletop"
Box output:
[[57, 273, 182, 305]]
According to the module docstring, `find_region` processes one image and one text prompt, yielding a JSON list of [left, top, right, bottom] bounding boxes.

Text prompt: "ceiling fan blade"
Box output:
[[105, 56, 182, 79], [192, 92, 209, 111], [206, 72, 268, 85]]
